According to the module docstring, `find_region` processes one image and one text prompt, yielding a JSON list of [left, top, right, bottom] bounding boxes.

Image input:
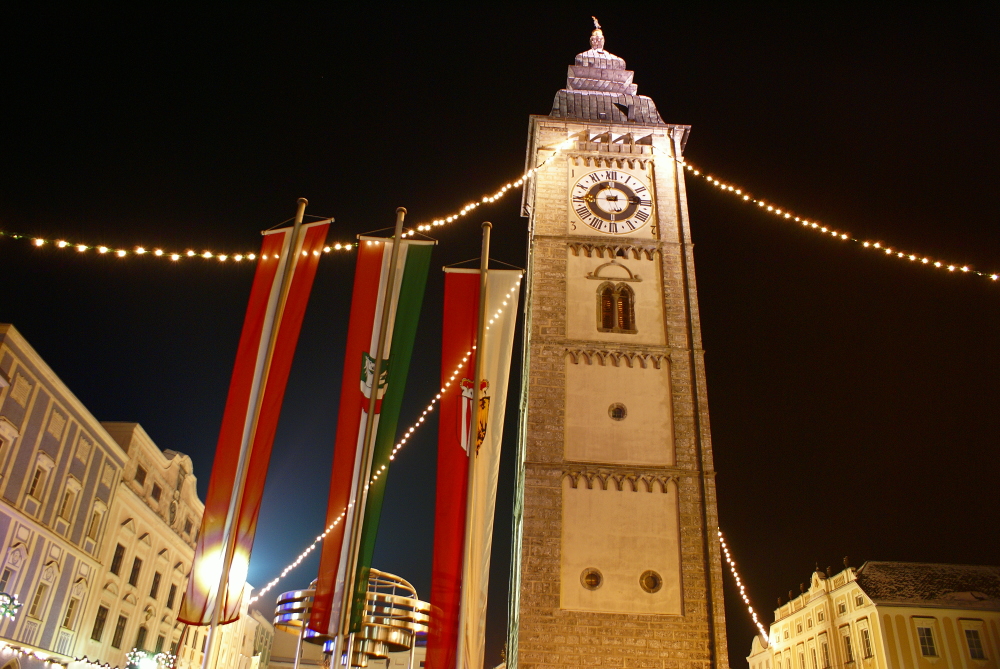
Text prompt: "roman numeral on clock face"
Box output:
[[575, 205, 591, 221], [604, 170, 619, 181], [635, 210, 649, 222]]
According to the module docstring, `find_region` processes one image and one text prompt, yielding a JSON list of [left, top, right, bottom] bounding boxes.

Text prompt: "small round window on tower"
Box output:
[[608, 403, 627, 421], [639, 570, 663, 593], [580, 568, 603, 590]]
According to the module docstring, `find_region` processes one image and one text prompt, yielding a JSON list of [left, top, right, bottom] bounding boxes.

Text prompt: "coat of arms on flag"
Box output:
[[476, 379, 490, 455], [360, 352, 390, 404], [459, 378, 474, 453]]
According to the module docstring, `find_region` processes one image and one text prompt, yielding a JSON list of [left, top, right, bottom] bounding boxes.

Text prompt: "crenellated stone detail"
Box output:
[[569, 152, 652, 168], [567, 241, 657, 260], [565, 348, 667, 368], [562, 467, 677, 493]]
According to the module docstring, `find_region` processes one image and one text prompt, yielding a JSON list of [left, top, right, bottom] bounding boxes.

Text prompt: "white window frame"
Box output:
[[26, 452, 56, 500], [27, 581, 49, 618], [87, 501, 107, 541], [916, 624, 937, 658], [959, 619, 988, 661]]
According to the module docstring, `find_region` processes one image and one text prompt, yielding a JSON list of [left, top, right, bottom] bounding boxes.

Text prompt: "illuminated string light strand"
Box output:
[[250, 276, 522, 602], [0, 137, 575, 259], [719, 530, 769, 644], [408, 139, 576, 234], [679, 161, 1000, 283], [0, 637, 131, 668], [0, 229, 357, 263]]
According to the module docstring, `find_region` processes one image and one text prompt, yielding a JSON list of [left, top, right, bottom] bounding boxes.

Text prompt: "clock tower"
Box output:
[[509, 21, 730, 669]]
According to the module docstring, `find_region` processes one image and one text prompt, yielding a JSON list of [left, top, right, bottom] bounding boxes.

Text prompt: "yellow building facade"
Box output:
[[748, 562, 1000, 669]]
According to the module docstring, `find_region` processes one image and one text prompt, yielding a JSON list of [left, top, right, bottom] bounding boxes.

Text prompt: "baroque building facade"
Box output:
[[0, 324, 206, 668], [78, 422, 204, 667], [510, 23, 729, 669], [748, 562, 1000, 669]]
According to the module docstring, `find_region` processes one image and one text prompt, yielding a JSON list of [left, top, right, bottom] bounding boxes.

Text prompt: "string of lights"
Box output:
[[408, 138, 576, 234], [250, 277, 522, 604], [0, 138, 575, 263], [3, 140, 995, 289], [247, 348, 474, 605], [679, 160, 999, 284], [0, 637, 134, 669], [719, 530, 769, 644], [0, 229, 356, 263]]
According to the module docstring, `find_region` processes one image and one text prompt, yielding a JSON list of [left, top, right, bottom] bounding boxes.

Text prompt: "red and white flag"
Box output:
[[309, 236, 434, 637], [178, 220, 329, 626], [426, 268, 522, 669]]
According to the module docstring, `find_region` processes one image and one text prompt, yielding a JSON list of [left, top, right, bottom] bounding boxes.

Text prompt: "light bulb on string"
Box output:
[[674, 157, 996, 285]]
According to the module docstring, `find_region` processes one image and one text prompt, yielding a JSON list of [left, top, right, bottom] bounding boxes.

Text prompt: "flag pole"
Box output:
[[201, 198, 310, 669], [455, 221, 491, 668], [333, 207, 408, 666]]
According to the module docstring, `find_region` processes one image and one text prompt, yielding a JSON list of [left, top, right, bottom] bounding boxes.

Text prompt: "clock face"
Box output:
[[571, 169, 653, 235]]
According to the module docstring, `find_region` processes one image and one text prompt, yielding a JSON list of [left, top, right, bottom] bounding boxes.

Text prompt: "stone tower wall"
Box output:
[[510, 118, 730, 669]]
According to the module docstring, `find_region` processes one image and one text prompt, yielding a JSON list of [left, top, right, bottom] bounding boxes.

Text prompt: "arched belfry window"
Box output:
[[589, 260, 640, 334], [600, 284, 615, 330], [596, 283, 636, 333]]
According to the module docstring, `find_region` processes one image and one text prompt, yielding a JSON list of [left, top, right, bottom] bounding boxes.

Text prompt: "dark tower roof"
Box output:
[[550, 20, 665, 125]]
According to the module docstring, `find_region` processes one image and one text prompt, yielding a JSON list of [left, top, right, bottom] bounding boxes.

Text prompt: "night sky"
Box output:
[[3, 6, 999, 668]]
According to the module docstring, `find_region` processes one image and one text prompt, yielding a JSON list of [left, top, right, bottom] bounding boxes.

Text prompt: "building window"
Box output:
[[151, 483, 162, 502], [917, 627, 937, 657], [91, 605, 109, 641], [639, 570, 662, 593], [128, 557, 143, 586], [811, 649, 818, 669], [822, 643, 830, 668], [798, 653, 805, 669], [580, 568, 603, 590], [155, 634, 165, 653], [59, 489, 77, 520], [843, 635, 854, 663], [597, 282, 637, 334], [965, 629, 986, 660], [135, 465, 147, 487], [150, 572, 161, 599], [110, 544, 126, 575], [88, 509, 103, 540], [818, 610, 825, 622], [797, 623, 803, 634], [837, 602, 846, 615], [135, 625, 148, 651], [808, 618, 813, 628], [27, 582, 48, 618], [784, 630, 789, 639], [28, 466, 48, 498], [166, 583, 177, 609], [0, 567, 14, 593], [184, 518, 193, 535], [855, 595, 864, 607], [861, 628, 873, 658], [62, 597, 80, 629], [111, 614, 128, 649]]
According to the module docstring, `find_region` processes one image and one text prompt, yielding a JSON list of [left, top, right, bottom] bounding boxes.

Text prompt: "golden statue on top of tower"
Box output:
[[590, 16, 605, 51]]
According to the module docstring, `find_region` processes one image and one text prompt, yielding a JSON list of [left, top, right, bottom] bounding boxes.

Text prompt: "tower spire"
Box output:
[[590, 16, 605, 52]]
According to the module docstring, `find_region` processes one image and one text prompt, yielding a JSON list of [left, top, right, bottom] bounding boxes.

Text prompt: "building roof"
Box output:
[[856, 561, 1000, 611], [549, 26, 665, 125]]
